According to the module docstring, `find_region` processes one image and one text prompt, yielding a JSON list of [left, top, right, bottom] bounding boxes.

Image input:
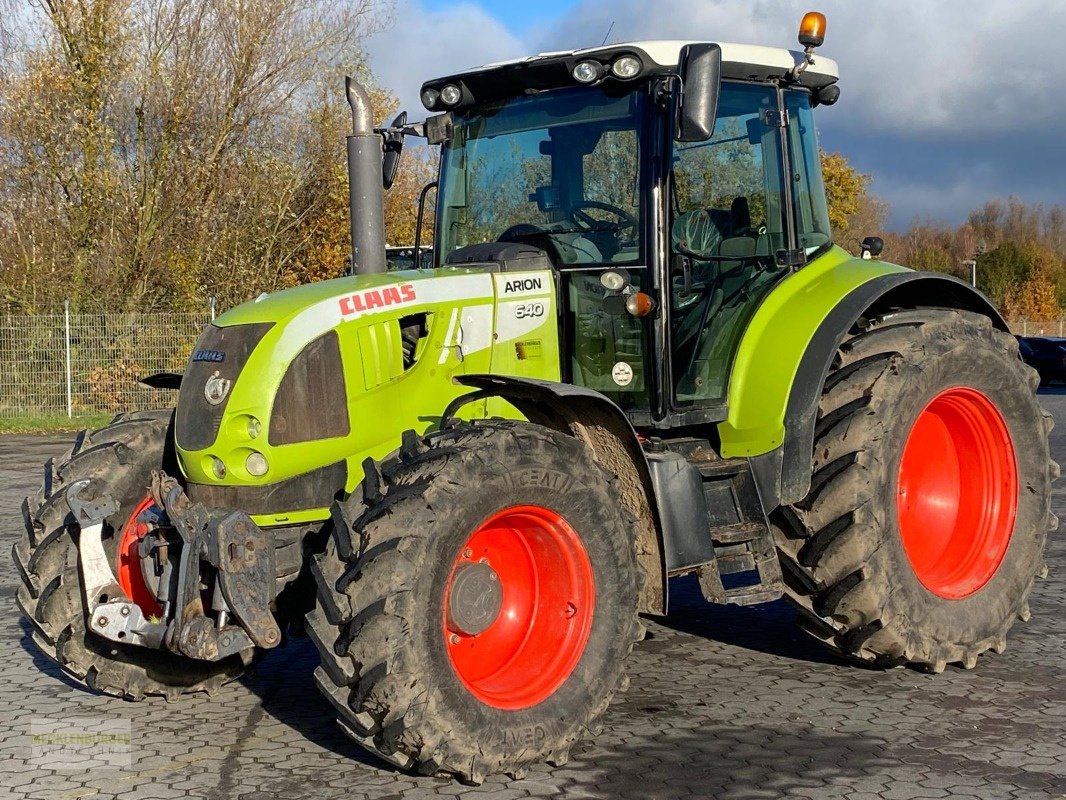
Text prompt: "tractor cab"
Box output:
[[419, 38, 839, 426]]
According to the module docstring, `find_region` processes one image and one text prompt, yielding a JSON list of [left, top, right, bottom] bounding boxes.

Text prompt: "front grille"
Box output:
[[175, 322, 273, 451]]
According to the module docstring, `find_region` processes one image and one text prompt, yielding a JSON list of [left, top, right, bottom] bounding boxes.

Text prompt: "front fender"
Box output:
[[453, 375, 668, 614]]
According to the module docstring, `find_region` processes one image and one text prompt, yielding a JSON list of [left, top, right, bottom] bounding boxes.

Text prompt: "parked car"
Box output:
[[1017, 336, 1066, 384]]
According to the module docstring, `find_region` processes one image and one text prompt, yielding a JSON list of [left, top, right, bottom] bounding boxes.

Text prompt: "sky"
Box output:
[[363, 0, 1066, 231]]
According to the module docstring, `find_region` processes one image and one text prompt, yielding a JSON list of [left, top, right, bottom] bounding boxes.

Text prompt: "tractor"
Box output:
[[13, 12, 1055, 783]]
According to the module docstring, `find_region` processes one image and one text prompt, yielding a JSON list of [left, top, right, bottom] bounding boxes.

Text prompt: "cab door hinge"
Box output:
[[762, 108, 789, 128]]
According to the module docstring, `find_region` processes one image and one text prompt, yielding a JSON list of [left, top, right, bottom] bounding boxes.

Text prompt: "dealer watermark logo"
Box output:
[[204, 370, 231, 405], [31, 717, 133, 769]]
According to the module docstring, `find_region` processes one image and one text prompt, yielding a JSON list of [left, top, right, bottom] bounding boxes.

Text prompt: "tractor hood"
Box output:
[[171, 265, 559, 524], [215, 271, 417, 328]]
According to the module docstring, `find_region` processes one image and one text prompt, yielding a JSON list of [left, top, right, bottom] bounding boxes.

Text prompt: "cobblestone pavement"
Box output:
[[2, 397, 1066, 800]]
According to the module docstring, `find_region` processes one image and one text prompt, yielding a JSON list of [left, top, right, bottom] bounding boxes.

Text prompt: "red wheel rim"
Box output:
[[897, 387, 1018, 599], [443, 505, 595, 710], [117, 496, 164, 617]]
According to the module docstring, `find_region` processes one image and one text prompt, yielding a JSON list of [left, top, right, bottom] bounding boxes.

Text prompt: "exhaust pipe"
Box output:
[[345, 76, 386, 275]]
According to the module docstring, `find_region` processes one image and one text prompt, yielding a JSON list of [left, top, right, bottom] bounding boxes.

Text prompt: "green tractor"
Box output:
[[13, 12, 1056, 783]]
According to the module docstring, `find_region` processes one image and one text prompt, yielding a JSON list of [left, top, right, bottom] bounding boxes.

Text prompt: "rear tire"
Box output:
[[307, 420, 642, 782], [13, 411, 247, 699], [774, 309, 1057, 672]]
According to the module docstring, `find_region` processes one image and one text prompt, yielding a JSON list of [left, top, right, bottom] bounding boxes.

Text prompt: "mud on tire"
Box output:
[[774, 309, 1057, 672], [307, 420, 643, 783], [12, 410, 246, 699]]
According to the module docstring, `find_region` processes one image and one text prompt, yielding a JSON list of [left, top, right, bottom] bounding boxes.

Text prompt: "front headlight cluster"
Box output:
[[572, 54, 643, 84]]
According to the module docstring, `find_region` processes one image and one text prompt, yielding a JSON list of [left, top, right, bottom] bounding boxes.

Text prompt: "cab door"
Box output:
[[666, 82, 791, 414]]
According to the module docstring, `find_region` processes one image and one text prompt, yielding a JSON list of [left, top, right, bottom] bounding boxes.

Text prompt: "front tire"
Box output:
[[307, 420, 642, 782], [13, 411, 247, 699], [775, 309, 1057, 672]]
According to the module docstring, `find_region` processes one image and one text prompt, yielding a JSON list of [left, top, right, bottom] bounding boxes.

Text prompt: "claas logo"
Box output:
[[339, 284, 417, 316]]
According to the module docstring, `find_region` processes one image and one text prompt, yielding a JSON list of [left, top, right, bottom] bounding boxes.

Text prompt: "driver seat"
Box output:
[[671, 208, 731, 260]]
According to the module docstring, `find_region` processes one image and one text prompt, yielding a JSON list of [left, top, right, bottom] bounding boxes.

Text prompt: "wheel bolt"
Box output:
[[96, 616, 108, 627], [564, 602, 577, 619], [120, 606, 131, 617], [463, 548, 473, 558], [449, 634, 460, 645]]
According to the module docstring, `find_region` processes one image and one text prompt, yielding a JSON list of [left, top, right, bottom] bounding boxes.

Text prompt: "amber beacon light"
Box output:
[[798, 11, 827, 48]]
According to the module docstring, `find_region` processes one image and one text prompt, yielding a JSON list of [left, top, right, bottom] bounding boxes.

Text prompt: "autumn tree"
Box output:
[[0, 0, 398, 313]]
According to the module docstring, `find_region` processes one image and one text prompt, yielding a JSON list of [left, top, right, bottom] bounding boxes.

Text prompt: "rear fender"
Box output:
[[452, 375, 667, 614], [729, 258, 1007, 508]]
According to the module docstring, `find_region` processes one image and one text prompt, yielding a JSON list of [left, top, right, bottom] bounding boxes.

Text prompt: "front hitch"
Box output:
[[67, 476, 282, 663]]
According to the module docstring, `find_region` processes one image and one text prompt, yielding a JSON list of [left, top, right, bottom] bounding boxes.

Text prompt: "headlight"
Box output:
[[246, 452, 269, 477], [440, 84, 462, 106], [611, 55, 642, 79], [572, 60, 604, 84], [600, 270, 629, 292]]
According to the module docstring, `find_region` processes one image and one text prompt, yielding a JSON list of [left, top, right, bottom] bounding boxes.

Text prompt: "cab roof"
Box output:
[[420, 40, 839, 111]]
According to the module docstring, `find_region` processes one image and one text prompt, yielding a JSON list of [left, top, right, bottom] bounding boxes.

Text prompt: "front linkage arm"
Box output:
[[67, 480, 168, 649]]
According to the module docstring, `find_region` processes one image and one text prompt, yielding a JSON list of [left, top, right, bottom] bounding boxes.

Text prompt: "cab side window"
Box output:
[[669, 83, 789, 406]]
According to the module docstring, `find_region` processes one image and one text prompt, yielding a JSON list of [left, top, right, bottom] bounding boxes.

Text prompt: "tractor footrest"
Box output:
[[695, 458, 748, 479], [711, 521, 766, 545], [698, 538, 784, 606], [718, 584, 784, 606]]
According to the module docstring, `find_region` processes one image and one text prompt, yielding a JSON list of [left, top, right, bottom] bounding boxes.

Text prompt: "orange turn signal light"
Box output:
[[798, 11, 826, 48], [625, 291, 656, 318]]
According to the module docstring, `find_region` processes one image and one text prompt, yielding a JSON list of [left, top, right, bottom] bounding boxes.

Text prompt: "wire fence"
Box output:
[[0, 303, 212, 419], [1009, 318, 1066, 337], [0, 304, 1056, 420]]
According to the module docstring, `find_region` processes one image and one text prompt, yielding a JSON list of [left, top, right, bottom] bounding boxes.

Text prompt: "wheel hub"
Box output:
[[118, 496, 165, 618], [446, 561, 502, 636]]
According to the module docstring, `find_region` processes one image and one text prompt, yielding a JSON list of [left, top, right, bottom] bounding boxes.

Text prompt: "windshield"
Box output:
[[436, 86, 648, 268]]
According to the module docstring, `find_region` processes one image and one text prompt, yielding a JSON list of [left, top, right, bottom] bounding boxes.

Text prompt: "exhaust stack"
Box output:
[[345, 76, 387, 275]]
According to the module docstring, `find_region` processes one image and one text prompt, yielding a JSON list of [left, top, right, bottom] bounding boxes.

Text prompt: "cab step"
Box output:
[[645, 437, 783, 607]]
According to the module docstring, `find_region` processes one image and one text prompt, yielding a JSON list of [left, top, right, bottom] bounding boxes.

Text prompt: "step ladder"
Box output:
[[651, 438, 783, 606]]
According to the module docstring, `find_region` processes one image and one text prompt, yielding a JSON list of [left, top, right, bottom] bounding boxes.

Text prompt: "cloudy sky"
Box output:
[[363, 0, 1065, 230]]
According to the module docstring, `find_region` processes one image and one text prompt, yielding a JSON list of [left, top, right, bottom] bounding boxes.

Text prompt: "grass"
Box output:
[[0, 413, 113, 435]]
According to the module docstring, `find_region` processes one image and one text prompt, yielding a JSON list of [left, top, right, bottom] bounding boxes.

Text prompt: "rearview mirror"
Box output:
[[382, 111, 407, 190], [676, 43, 722, 143]]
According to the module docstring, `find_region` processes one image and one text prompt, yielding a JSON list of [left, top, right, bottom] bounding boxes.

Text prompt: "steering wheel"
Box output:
[[569, 201, 638, 232]]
